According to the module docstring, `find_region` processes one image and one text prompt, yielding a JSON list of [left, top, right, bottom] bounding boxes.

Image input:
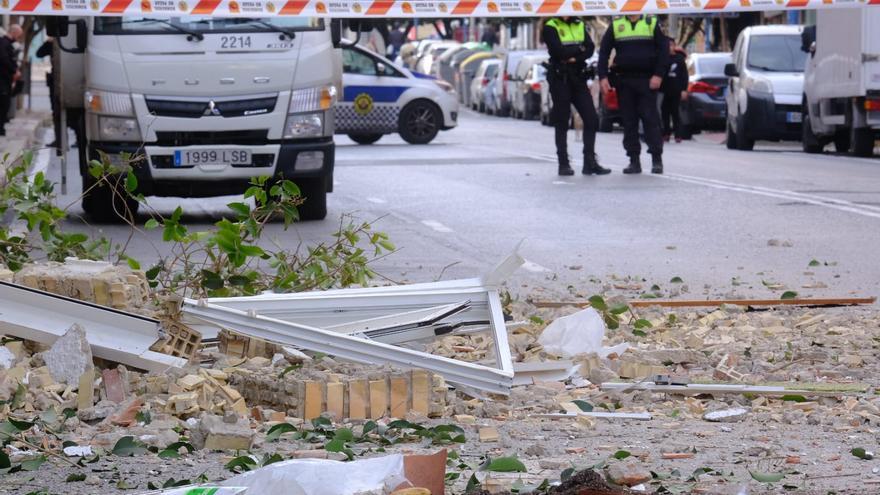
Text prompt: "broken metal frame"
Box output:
[[0, 281, 187, 372], [182, 249, 526, 395], [182, 299, 514, 395], [600, 382, 859, 397]]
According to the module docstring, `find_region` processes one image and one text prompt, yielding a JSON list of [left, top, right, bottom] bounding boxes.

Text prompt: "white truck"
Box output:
[[802, 6, 880, 157], [50, 16, 341, 221]]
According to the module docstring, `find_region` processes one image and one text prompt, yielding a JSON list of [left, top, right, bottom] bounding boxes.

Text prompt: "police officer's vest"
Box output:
[[612, 16, 657, 42], [546, 18, 585, 46]]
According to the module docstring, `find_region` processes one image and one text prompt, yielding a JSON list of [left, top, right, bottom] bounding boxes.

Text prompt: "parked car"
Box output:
[[682, 52, 731, 134], [458, 52, 497, 108], [511, 56, 548, 120], [336, 42, 459, 145], [725, 25, 806, 150], [471, 59, 501, 112], [489, 50, 545, 117], [415, 41, 459, 76]]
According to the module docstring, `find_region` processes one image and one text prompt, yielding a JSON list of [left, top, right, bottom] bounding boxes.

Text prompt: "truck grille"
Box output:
[[151, 153, 275, 169], [154, 130, 269, 146], [146, 96, 278, 118]]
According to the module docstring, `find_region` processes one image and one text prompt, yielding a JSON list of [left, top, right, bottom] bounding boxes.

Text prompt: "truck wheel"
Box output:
[[850, 127, 875, 157], [348, 134, 383, 145], [81, 174, 140, 224], [399, 100, 440, 145], [833, 130, 851, 153], [296, 177, 327, 221], [725, 121, 738, 150], [801, 112, 823, 154], [735, 116, 755, 151]]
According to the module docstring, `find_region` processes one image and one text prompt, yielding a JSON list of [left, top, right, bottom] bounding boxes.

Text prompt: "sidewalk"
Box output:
[[0, 110, 50, 185]]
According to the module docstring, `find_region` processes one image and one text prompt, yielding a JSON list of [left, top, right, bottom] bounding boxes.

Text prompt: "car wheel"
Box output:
[[851, 127, 875, 157], [348, 133, 383, 145], [399, 100, 441, 145], [735, 116, 755, 151], [479, 102, 485, 113], [833, 129, 851, 153], [81, 173, 140, 224], [725, 120, 738, 150], [296, 177, 328, 221], [801, 111, 823, 154]]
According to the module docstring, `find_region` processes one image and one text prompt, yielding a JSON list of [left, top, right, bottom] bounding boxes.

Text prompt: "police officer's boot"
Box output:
[[651, 154, 664, 174], [622, 155, 642, 174], [558, 155, 574, 176], [583, 154, 611, 175]]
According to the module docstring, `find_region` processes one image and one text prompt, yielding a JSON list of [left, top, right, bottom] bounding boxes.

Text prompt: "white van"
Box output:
[[53, 16, 341, 221], [724, 25, 806, 151], [802, 6, 880, 157]]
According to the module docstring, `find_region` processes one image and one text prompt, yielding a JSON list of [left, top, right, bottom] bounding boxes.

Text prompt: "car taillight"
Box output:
[[531, 82, 542, 91], [688, 81, 720, 94], [605, 88, 619, 111], [481, 77, 490, 86], [865, 98, 880, 112]]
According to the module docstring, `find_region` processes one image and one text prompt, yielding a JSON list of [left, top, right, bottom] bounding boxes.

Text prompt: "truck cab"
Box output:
[[802, 6, 880, 157], [59, 17, 340, 221]]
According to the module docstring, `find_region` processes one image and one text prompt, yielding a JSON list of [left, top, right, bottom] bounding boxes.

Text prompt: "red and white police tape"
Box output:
[[0, 0, 876, 19]]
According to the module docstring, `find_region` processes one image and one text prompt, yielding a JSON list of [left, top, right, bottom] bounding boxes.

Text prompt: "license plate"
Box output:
[[786, 112, 802, 123], [174, 149, 251, 167]]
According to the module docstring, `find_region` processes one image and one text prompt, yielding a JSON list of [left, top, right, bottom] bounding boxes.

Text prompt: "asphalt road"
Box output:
[[46, 109, 880, 301]]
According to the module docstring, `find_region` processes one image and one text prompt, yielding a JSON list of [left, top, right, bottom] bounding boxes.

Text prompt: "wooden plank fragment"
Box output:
[[349, 380, 367, 420], [303, 381, 323, 420], [327, 382, 344, 419], [390, 377, 408, 418], [369, 379, 388, 419], [411, 370, 430, 415]]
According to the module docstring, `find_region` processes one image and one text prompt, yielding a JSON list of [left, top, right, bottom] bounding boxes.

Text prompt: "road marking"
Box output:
[[421, 220, 453, 233], [552, 180, 575, 185], [655, 173, 880, 220], [366, 197, 387, 204]]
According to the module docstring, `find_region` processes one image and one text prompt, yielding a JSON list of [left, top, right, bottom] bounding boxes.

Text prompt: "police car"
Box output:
[[337, 41, 459, 145]]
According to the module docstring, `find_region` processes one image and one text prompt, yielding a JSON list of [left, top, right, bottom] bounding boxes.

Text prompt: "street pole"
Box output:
[[53, 38, 66, 195]]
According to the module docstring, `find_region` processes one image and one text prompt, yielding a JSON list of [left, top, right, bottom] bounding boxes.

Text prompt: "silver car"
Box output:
[[470, 59, 501, 112]]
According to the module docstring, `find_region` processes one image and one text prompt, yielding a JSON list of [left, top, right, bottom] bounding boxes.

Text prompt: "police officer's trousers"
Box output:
[[616, 76, 663, 158], [548, 73, 597, 165]]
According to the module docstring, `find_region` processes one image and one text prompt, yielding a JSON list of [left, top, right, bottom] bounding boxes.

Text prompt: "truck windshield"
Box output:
[[747, 35, 806, 73], [95, 17, 322, 35]]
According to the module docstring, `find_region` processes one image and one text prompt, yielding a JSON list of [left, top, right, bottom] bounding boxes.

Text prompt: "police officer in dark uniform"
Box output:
[[543, 17, 611, 176], [597, 15, 669, 174]]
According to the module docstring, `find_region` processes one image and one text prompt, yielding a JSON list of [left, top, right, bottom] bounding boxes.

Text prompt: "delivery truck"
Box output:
[[802, 6, 880, 157]]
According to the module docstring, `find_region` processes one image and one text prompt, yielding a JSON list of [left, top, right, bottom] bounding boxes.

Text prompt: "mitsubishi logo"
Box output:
[[205, 100, 222, 116]]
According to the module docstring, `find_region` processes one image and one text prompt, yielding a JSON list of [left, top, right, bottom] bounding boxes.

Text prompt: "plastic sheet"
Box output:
[[538, 308, 629, 358]]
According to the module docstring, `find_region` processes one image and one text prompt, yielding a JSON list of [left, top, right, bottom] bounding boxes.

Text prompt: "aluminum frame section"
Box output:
[[0, 281, 187, 372], [182, 299, 514, 395]]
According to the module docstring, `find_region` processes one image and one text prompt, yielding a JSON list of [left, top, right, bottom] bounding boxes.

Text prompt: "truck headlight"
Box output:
[[289, 85, 337, 113], [283, 112, 324, 139], [86, 90, 135, 116], [98, 116, 141, 141]]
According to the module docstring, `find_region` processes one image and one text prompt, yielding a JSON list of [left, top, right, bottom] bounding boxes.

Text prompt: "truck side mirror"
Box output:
[[330, 19, 342, 48], [46, 16, 70, 38], [724, 63, 738, 77]]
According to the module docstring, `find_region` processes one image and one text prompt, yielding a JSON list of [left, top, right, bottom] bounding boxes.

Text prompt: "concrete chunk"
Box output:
[[44, 324, 94, 386], [198, 413, 254, 451]]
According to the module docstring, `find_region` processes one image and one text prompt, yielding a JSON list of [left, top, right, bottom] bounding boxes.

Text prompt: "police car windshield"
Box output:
[[747, 35, 806, 73], [95, 17, 322, 35]]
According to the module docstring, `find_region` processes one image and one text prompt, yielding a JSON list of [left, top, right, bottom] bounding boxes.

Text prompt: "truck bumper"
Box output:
[[88, 138, 334, 198], [743, 92, 801, 141]]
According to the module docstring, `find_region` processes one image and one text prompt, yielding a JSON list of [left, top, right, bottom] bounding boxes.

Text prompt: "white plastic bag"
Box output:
[[538, 308, 629, 358], [219, 454, 407, 495]]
